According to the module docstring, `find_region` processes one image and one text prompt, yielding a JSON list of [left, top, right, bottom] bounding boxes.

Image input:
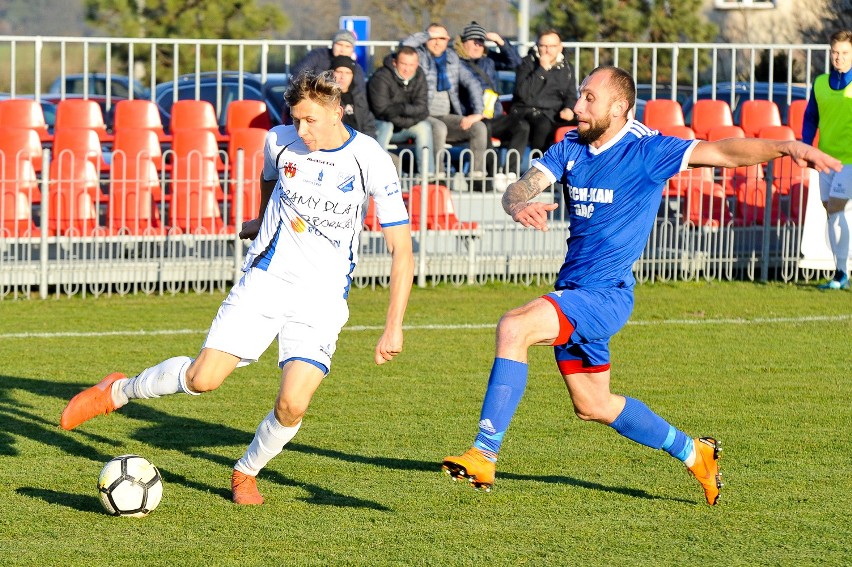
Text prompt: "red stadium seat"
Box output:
[[0, 99, 52, 142], [113, 128, 164, 172], [170, 100, 227, 142], [706, 125, 745, 142], [409, 184, 478, 231], [786, 99, 807, 140], [658, 125, 696, 140], [739, 99, 781, 138], [226, 100, 272, 135], [169, 129, 225, 234], [227, 128, 267, 226], [47, 159, 104, 236], [0, 151, 40, 237], [690, 99, 733, 140], [758, 125, 809, 201], [108, 141, 164, 235], [553, 125, 577, 143], [55, 98, 112, 142], [0, 125, 44, 181], [52, 127, 109, 174], [642, 99, 685, 131], [112, 99, 171, 142], [363, 196, 381, 231]]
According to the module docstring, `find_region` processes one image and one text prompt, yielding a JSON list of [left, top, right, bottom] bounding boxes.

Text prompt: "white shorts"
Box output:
[[202, 267, 349, 374], [819, 165, 852, 202]]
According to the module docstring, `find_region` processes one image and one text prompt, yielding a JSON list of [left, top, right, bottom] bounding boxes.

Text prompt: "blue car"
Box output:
[[682, 81, 808, 126], [154, 72, 290, 131], [49, 73, 150, 101]]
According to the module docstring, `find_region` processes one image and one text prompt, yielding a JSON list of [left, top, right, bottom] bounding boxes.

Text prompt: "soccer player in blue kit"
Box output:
[[61, 71, 414, 505], [442, 66, 842, 505]]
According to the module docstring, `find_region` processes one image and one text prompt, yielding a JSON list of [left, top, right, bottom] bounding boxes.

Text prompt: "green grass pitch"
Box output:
[[0, 281, 849, 565]]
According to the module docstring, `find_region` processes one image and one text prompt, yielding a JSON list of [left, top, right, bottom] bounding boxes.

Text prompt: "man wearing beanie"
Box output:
[[331, 55, 376, 138], [403, 23, 489, 185], [455, 21, 528, 177], [291, 29, 367, 98]]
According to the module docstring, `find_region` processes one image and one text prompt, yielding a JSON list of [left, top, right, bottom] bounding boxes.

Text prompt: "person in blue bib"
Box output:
[[442, 65, 841, 505], [802, 29, 852, 290]]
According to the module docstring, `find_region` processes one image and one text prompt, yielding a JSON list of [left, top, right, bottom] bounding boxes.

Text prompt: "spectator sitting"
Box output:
[[403, 23, 489, 185], [291, 29, 367, 97], [455, 21, 528, 176], [331, 55, 376, 138], [510, 28, 578, 153], [368, 46, 435, 174]]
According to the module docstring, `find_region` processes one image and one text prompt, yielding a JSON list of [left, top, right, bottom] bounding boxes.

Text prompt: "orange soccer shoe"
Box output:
[[60, 372, 126, 430], [231, 470, 264, 505], [688, 437, 723, 506], [442, 447, 496, 492]]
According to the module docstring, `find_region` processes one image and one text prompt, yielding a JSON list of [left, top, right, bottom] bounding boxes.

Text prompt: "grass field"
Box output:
[[0, 281, 850, 565]]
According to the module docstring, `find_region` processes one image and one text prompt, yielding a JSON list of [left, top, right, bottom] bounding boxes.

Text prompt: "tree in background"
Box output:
[[84, 0, 289, 80], [533, 0, 717, 84]]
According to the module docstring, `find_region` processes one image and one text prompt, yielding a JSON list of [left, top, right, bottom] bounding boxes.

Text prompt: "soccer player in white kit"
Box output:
[[60, 71, 415, 505]]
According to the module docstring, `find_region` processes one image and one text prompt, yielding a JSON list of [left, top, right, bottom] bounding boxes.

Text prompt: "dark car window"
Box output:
[[156, 82, 266, 126]]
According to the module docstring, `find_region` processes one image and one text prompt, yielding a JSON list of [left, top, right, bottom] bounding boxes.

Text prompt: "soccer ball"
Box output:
[[97, 454, 163, 517]]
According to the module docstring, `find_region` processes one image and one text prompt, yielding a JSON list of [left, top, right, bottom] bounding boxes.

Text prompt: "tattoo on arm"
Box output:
[[502, 168, 550, 216]]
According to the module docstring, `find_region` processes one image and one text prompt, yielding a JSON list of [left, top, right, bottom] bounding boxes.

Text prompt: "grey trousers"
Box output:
[[429, 115, 488, 174]]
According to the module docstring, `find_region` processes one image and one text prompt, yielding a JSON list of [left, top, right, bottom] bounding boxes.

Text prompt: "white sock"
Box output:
[[111, 356, 195, 407], [684, 446, 697, 467], [233, 411, 302, 476], [828, 211, 850, 274]]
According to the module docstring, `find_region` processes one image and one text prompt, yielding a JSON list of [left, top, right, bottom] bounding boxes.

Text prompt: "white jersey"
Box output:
[[243, 124, 409, 297]]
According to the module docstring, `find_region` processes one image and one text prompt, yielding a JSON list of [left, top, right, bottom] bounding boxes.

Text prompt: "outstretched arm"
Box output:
[[374, 224, 414, 365], [502, 167, 560, 232], [689, 138, 841, 173]]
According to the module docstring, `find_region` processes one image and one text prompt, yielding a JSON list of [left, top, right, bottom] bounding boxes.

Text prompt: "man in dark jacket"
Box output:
[[331, 55, 376, 138], [456, 21, 528, 176], [368, 47, 435, 174], [291, 29, 367, 97], [510, 29, 578, 152]]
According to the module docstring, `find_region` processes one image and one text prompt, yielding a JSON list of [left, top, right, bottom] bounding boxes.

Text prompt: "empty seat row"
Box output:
[[0, 98, 273, 144], [1, 127, 268, 238], [642, 98, 810, 140]]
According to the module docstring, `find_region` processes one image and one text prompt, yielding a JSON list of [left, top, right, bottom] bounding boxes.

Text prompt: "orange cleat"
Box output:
[[231, 470, 264, 505], [60, 372, 126, 430], [688, 437, 723, 506], [442, 447, 496, 492]]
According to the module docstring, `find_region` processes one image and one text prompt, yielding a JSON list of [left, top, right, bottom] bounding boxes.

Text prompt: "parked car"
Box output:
[[681, 81, 808, 126], [49, 73, 150, 101], [153, 72, 289, 131]]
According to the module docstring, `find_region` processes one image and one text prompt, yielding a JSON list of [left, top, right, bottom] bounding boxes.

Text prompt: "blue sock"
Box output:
[[610, 397, 693, 461], [472, 358, 528, 461]]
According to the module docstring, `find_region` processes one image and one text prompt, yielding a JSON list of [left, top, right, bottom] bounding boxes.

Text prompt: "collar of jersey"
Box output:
[[586, 119, 633, 155], [319, 123, 357, 153]]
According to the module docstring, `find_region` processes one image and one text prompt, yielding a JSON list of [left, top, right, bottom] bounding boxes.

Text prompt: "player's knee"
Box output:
[[496, 309, 529, 346], [274, 397, 308, 427], [184, 362, 223, 393]]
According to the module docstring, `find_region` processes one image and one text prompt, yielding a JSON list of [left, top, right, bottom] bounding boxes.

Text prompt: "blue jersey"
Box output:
[[534, 120, 697, 289]]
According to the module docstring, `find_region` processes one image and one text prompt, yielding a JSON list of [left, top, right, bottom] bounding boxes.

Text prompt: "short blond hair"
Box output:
[[284, 70, 342, 109]]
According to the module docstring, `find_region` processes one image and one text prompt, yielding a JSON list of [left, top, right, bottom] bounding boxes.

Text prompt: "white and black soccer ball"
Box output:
[[97, 454, 163, 517]]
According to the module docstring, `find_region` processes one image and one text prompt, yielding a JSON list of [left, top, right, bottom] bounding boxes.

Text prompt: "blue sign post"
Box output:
[[339, 16, 371, 73]]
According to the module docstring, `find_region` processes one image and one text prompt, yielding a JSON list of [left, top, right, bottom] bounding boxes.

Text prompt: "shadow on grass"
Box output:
[[4, 373, 689, 509], [16, 487, 104, 514], [1, 374, 388, 511]]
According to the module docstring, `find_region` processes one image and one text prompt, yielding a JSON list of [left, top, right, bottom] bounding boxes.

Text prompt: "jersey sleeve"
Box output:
[[643, 136, 699, 185], [531, 139, 573, 184], [366, 145, 409, 228], [262, 128, 281, 182]]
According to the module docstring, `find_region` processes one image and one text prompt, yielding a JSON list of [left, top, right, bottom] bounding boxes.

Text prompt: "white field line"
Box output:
[[0, 314, 850, 340]]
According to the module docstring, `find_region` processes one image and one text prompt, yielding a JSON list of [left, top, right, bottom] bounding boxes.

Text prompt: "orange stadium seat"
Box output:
[[0, 125, 44, 179], [0, 150, 40, 237], [409, 184, 478, 231], [227, 128, 267, 227], [690, 99, 733, 140], [0, 99, 52, 142], [113, 128, 164, 172], [642, 99, 685, 131], [739, 99, 781, 138], [108, 148, 164, 235], [658, 125, 695, 140], [55, 98, 112, 142], [52, 127, 109, 175], [786, 99, 807, 140], [112, 99, 171, 142], [47, 159, 104, 236], [170, 99, 227, 142], [553, 125, 577, 143], [226, 100, 272, 135], [169, 129, 225, 234]]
